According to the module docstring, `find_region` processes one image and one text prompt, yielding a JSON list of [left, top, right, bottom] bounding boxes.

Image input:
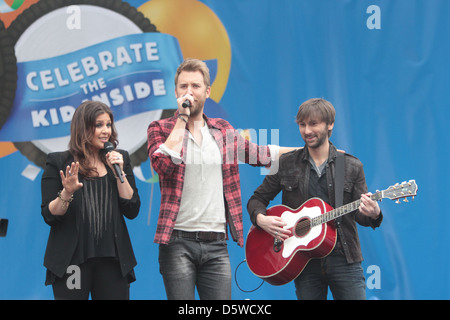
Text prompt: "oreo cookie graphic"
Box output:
[[2, 0, 179, 168], [0, 19, 17, 131]]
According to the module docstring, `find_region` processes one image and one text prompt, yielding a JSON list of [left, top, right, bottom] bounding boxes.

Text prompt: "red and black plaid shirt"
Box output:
[[147, 113, 273, 247]]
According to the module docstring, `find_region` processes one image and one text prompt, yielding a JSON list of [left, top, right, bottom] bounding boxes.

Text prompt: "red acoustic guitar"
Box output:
[[245, 180, 418, 286]]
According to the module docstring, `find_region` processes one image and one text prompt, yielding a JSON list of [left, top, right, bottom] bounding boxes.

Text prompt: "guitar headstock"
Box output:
[[380, 180, 418, 203]]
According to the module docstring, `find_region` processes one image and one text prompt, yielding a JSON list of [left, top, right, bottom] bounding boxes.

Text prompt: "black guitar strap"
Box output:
[[334, 151, 345, 208]]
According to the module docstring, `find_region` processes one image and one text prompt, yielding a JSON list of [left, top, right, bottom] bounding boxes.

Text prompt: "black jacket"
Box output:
[[247, 143, 382, 264], [41, 150, 140, 284]]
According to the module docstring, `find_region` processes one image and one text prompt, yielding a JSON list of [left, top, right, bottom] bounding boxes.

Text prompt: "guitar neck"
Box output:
[[308, 180, 417, 227], [311, 194, 377, 227]]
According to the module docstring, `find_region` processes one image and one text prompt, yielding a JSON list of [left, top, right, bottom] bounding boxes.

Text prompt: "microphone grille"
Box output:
[[103, 141, 114, 151]]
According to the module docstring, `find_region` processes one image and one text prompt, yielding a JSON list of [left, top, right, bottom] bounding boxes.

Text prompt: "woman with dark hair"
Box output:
[[41, 100, 141, 300]]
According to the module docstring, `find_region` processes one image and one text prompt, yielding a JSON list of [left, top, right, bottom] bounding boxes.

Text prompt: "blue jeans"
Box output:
[[294, 252, 366, 300], [158, 234, 232, 300]]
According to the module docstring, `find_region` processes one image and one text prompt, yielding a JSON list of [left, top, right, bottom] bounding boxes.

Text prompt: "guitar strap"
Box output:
[[334, 151, 345, 208]]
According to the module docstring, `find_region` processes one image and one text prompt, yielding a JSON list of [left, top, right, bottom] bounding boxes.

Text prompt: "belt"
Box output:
[[172, 230, 226, 242]]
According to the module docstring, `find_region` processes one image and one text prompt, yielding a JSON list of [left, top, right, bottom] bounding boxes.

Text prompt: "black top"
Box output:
[[71, 175, 117, 266]]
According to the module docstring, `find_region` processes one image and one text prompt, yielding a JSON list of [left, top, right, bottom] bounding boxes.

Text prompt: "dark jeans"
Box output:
[[52, 257, 129, 300], [294, 252, 366, 300], [159, 234, 232, 300]]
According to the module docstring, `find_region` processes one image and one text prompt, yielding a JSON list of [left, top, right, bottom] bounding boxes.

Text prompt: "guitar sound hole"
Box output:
[[295, 218, 311, 238]]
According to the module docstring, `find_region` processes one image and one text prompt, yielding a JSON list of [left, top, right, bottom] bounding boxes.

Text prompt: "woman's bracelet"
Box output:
[[57, 190, 74, 209]]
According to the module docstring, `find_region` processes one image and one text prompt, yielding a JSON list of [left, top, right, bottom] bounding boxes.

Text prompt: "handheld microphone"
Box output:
[[104, 141, 124, 183], [182, 99, 191, 108]]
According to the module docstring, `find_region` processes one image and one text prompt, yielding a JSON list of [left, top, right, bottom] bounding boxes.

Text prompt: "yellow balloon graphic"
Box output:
[[138, 0, 231, 102]]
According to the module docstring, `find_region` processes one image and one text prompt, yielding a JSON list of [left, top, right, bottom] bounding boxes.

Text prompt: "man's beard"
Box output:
[[189, 103, 203, 118], [304, 131, 328, 149]]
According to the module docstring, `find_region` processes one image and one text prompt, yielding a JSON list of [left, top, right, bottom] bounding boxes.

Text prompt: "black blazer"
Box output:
[[41, 150, 140, 284]]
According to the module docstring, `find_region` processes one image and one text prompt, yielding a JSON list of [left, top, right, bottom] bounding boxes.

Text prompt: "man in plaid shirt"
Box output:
[[147, 59, 292, 300]]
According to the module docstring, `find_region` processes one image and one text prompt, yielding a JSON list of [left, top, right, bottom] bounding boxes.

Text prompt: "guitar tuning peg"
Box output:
[[403, 198, 409, 202], [395, 199, 401, 204], [412, 196, 415, 201]]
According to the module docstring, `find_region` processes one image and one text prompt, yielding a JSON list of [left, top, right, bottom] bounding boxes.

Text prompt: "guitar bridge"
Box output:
[[273, 239, 282, 252]]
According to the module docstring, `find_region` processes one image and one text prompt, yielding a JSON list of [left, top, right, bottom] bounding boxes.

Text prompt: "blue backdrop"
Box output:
[[0, 0, 448, 300]]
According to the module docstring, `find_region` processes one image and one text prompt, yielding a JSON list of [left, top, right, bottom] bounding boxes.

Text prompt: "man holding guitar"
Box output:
[[247, 98, 383, 300]]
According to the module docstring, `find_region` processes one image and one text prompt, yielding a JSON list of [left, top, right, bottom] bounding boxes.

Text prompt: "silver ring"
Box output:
[[68, 171, 73, 176]]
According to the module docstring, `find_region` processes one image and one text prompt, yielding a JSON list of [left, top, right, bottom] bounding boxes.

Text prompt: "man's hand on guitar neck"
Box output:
[[359, 193, 381, 220]]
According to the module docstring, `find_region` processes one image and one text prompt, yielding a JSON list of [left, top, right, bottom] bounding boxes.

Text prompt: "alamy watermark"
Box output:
[[66, 265, 81, 290], [366, 5, 381, 30], [366, 264, 381, 290], [161, 122, 281, 175], [65, 263, 381, 291], [66, 5, 81, 30]]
